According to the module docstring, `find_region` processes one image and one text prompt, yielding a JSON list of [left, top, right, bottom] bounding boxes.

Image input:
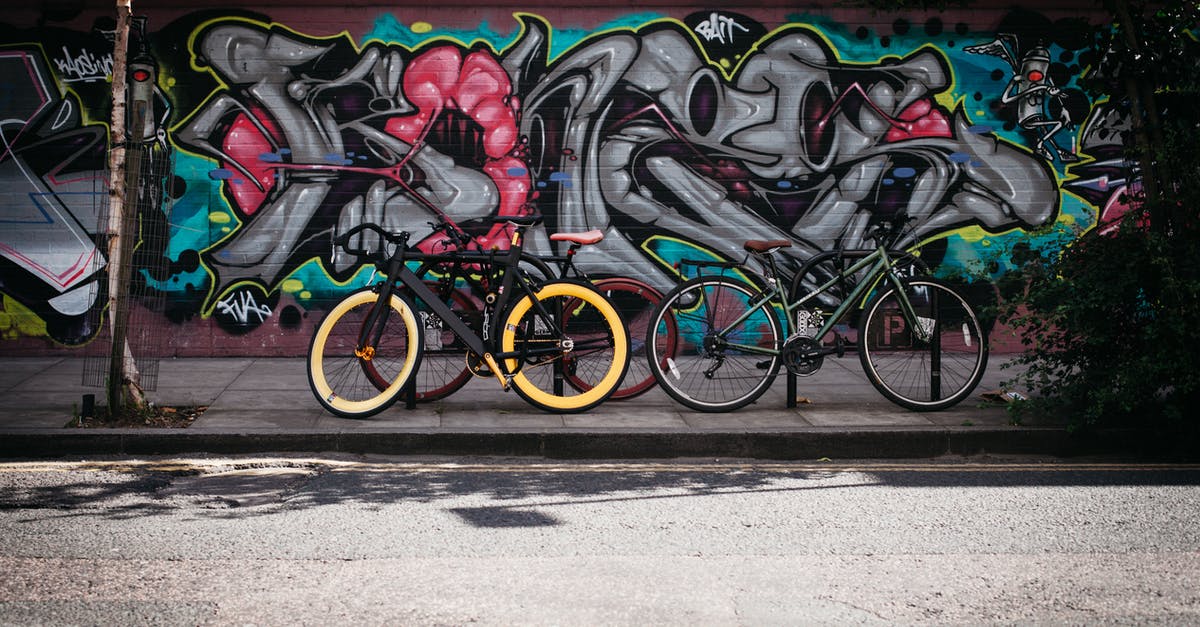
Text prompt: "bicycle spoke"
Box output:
[[649, 277, 782, 412], [859, 279, 987, 411]]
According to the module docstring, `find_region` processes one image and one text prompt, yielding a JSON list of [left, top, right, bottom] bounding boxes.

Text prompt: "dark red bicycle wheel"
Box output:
[[564, 277, 673, 400]]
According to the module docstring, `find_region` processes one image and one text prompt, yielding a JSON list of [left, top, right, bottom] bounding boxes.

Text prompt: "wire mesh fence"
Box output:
[[82, 142, 173, 392]]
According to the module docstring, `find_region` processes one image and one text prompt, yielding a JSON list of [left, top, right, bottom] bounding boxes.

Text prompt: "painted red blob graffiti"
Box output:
[[885, 99, 951, 142], [385, 45, 531, 252], [222, 112, 279, 216]]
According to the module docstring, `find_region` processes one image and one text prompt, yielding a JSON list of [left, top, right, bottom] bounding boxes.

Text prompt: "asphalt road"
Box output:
[[1, 455, 1198, 625]]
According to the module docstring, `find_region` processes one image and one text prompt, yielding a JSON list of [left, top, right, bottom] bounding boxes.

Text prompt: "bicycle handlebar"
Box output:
[[866, 215, 916, 246], [334, 223, 408, 257], [335, 211, 547, 259]]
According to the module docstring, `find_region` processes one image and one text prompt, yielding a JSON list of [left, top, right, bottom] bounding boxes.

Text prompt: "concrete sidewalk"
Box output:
[[0, 356, 1094, 459]]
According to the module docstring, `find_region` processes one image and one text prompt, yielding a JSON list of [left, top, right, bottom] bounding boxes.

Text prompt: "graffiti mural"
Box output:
[[0, 7, 1120, 354], [0, 44, 109, 345]]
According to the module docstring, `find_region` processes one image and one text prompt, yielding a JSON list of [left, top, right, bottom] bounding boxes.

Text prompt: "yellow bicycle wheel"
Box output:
[[307, 288, 422, 418], [501, 280, 629, 413]]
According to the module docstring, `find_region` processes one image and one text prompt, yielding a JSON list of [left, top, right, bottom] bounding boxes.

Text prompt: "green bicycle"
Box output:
[[646, 218, 988, 412]]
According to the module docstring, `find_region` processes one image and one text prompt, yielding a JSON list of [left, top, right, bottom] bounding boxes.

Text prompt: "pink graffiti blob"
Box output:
[[885, 99, 951, 141], [223, 105, 283, 216], [385, 46, 532, 252]]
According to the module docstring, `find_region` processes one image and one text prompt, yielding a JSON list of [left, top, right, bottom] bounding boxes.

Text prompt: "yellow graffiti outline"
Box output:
[[168, 13, 1096, 315], [640, 234, 761, 284]]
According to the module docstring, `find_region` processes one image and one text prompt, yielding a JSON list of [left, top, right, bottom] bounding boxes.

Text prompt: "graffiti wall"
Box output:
[[1, 3, 1120, 356]]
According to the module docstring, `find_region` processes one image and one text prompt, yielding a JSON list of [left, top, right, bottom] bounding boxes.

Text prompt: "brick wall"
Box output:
[[1, 1, 1112, 355]]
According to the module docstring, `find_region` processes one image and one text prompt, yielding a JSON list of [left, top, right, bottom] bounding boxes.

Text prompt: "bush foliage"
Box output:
[[1000, 212, 1200, 438], [996, 0, 1200, 446]]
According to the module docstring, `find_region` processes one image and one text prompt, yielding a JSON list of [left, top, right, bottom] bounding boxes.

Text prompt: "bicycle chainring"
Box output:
[[466, 351, 492, 377], [782, 335, 823, 376]]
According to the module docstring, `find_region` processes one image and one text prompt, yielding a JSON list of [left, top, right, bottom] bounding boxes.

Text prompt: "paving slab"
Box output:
[[0, 355, 1122, 460]]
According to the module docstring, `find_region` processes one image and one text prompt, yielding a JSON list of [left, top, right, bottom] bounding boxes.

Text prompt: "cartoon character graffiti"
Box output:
[[966, 34, 1088, 162]]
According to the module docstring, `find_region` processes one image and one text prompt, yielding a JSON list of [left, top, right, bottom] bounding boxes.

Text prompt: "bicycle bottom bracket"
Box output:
[[466, 351, 492, 377], [782, 335, 823, 376]]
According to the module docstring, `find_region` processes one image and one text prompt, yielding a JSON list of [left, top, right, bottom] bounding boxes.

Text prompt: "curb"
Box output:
[[0, 427, 1126, 460]]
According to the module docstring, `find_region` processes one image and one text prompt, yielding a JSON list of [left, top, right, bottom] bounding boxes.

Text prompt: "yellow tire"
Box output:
[[307, 289, 422, 418], [501, 280, 629, 412]]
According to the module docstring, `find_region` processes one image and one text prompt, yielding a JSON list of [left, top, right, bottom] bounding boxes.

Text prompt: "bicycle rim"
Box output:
[[502, 280, 629, 413], [586, 277, 668, 400], [307, 289, 421, 418], [859, 279, 987, 411], [648, 277, 782, 412]]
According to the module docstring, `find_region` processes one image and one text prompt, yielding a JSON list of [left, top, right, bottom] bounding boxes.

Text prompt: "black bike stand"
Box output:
[[787, 371, 798, 409], [403, 380, 416, 410]]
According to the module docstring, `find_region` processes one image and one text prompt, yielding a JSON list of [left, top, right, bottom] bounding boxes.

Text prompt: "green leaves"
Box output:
[[1000, 217, 1200, 438]]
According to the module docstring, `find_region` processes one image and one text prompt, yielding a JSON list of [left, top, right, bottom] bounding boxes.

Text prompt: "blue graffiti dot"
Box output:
[[971, 161, 985, 168], [258, 152, 282, 163], [549, 172, 572, 183], [776, 180, 793, 190], [507, 167, 528, 177], [949, 152, 971, 164], [209, 169, 233, 180], [968, 124, 993, 134], [536, 181, 547, 188], [358, 154, 368, 161], [323, 153, 348, 164], [882, 178, 895, 186], [893, 167, 917, 178], [279, 148, 291, 155]]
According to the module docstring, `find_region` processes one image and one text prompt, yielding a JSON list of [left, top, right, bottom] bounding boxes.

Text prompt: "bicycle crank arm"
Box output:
[[801, 342, 846, 360], [481, 353, 512, 390]]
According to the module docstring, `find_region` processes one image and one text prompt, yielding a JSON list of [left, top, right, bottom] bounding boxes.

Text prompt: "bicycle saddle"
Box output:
[[496, 213, 543, 227], [550, 230, 604, 245], [744, 239, 792, 253]]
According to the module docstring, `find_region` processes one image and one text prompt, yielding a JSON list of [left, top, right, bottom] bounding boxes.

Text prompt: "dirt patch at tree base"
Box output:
[[66, 405, 208, 429]]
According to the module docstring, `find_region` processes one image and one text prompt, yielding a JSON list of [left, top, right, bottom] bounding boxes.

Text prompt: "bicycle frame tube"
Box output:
[[396, 265, 490, 357], [396, 226, 572, 367], [786, 245, 929, 343], [713, 245, 929, 353], [707, 281, 787, 356], [786, 249, 886, 340]]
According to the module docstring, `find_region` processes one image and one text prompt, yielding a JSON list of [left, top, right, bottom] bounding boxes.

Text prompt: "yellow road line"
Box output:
[[2, 459, 1198, 475]]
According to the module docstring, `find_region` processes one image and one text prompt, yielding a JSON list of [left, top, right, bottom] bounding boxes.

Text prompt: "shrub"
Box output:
[[1000, 210, 1200, 442]]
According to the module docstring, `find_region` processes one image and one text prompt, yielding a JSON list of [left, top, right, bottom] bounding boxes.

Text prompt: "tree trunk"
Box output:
[[1105, 0, 1172, 231], [105, 0, 144, 413]]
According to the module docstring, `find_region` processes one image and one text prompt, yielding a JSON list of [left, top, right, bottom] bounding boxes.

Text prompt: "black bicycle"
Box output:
[[403, 217, 672, 402], [307, 215, 630, 418]]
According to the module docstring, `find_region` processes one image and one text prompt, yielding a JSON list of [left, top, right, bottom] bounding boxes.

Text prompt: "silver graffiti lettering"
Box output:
[[693, 13, 749, 45], [51, 45, 113, 83], [507, 19, 1060, 294], [216, 290, 272, 325]]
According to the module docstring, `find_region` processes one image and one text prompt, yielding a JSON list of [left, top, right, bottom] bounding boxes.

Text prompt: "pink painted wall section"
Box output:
[[1, 2, 1114, 356]]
